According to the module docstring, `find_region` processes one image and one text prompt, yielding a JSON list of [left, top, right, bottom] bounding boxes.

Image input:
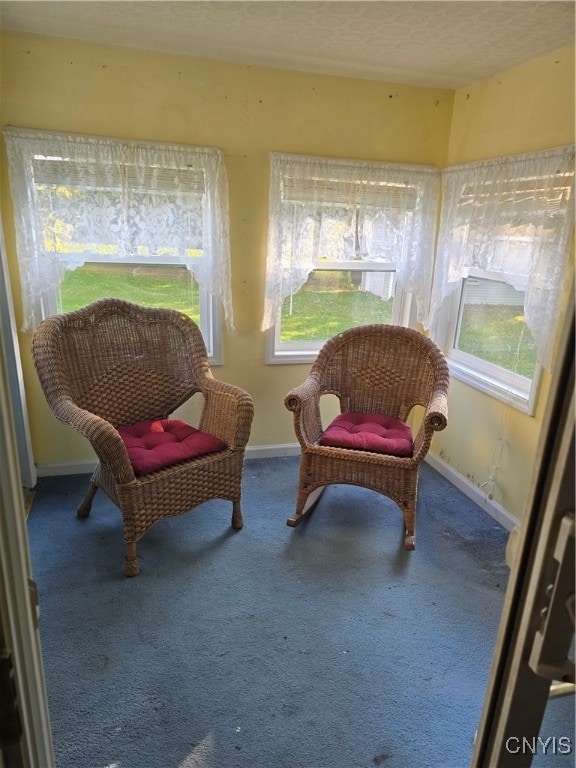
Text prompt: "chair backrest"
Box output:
[[310, 325, 448, 422], [32, 299, 210, 427]]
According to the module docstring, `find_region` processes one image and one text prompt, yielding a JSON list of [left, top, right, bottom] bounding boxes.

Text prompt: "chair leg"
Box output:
[[124, 541, 140, 577], [287, 485, 326, 527], [403, 506, 416, 551], [77, 481, 97, 519], [231, 500, 244, 530]]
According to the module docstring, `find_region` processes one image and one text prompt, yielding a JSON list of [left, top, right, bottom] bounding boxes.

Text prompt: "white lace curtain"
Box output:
[[427, 146, 575, 369], [261, 153, 440, 330], [4, 128, 234, 331]]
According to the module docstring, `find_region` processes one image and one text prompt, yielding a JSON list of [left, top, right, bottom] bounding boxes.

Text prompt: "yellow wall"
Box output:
[[448, 45, 575, 164], [435, 44, 575, 520], [0, 31, 573, 523]]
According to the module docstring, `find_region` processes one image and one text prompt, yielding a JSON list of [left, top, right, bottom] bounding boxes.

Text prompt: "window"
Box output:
[[4, 128, 233, 362], [441, 270, 542, 411], [428, 147, 574, 413], [262, 153, 439, 363], [454, 276, 535, 377]]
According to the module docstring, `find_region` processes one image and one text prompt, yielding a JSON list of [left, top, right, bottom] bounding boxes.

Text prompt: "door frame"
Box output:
[[0, 221, 36, 490], [0, 290, 54, 766], [471, 290, 575, 766]]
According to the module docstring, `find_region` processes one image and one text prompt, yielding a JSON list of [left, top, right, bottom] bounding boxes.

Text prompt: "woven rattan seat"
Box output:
[[284, 325, 449, 550], [32, 298, 254, 576]]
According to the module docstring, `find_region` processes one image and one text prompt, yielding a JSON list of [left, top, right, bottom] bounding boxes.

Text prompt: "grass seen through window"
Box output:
[[280, 270, 394, 342], [58, 263, 200, 323], [58, 264, 536, 377], [454, 276, 536, 378], [456, 304, 536, 378]]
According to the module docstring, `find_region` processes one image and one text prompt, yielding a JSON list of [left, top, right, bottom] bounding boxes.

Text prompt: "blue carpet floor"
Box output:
[[27, 458, 573, 768]]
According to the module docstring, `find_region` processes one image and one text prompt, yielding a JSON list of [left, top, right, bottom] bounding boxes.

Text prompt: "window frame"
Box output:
[[265, 262, 412, 364], [3, 127, 231, 365], [50, 254, 223, 364], [263, 152, 439, 364], [427, 146, 574, 404], [435, 268, 542, 414]]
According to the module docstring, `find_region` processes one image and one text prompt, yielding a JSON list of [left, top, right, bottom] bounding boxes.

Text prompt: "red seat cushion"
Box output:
[[118, 419, 226, 476], [319, 412, 413, 457]]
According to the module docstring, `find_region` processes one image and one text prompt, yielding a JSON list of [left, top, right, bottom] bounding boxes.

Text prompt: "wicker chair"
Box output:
[[284, 325, 449, 550], [32, 298, 254, 576]]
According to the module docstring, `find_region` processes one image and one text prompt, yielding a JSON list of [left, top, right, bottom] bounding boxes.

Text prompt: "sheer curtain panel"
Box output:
[[3, 128, 234, 331], [261, 153, 440, 330], [428, 146, 575, 370]]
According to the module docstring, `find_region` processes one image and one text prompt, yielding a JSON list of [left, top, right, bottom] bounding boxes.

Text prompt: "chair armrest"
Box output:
[[49, 397, 135, 484], [412, 388, 449, 460], [425, 389, 448, 432], [198, 378, 254, 449], [284, 377, 323, 448]]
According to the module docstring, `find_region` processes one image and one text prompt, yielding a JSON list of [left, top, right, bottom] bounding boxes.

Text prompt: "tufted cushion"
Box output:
[[319, 412, 413, 457], [118, 419, 226, 476]]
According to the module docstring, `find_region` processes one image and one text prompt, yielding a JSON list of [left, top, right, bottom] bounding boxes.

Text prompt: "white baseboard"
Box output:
[[245, 443, 301, 460], [36, 460, 97, 477], [425, 452, 518, 531], [34, 445, 518, 532]]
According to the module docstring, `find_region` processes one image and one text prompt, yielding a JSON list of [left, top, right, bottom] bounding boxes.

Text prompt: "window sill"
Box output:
[[265, 346, 319, 365], [448, 356, 540, 416]]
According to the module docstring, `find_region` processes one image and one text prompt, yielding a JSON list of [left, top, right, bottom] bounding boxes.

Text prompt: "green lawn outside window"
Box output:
[[58, 263, 536, 378], [58, 263, 201, 323]]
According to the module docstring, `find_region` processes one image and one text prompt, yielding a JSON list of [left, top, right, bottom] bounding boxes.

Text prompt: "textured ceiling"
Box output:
[[0, 1, 574, 89]]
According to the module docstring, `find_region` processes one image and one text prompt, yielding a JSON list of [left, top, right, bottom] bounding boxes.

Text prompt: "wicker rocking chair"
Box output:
[[284, 325, 449, 550], [32, 298, 254, 576]]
